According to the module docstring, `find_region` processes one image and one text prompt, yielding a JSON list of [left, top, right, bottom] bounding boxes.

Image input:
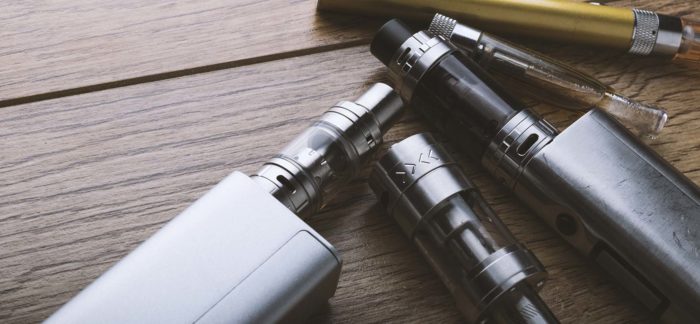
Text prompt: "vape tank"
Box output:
[[46, 83, 404, 324], [370, 20, 700, 322], [252, 83, 403, 217], [429, 13, 668, 138], [370, 133, 558, 323]]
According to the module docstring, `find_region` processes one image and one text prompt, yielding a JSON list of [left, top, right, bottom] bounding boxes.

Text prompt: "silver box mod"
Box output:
[[45, 83, 404, 324], [46, 172, 341, 323], [487, 108, 700, 322]]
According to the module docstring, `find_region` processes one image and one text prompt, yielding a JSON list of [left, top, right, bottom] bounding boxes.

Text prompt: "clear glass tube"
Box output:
[[253, 83, 404, 216], [473, 34, 668, 138], [369, 133, 557, 323], [429, 14, 669, 138], [428, 192, 516, 269], [675, 18, 700, 62], [274, 123, 351, 203]]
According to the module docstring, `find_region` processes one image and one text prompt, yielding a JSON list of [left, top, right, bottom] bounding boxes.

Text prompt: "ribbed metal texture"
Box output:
[[428, 13, 457, 38], [630, 9, 659, 55]]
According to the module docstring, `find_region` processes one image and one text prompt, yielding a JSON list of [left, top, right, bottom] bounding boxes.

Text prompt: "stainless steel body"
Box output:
[[630, 9, 683, 56], [253, 83, 404, 217], [46, 83, 405, 323], [492, 108, 700, 323], [46, 172, 341, 324], [369, 133, 557, 323], [370, 20, 700, 322]]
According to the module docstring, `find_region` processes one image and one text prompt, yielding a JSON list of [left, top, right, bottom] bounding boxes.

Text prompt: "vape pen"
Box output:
[[370, 133, 558, 323], [429, 13, 668, 138], [370, 20, 700, 322], [317, 0, 700, 61], [46, 83, 404, 324]]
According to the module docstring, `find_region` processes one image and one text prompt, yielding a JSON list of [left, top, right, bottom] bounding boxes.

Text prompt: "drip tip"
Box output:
[[370, 19, 414, 65]]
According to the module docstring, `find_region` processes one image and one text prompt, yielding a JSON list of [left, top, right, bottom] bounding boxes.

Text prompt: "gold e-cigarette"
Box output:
[[317, 0, 700, 62]]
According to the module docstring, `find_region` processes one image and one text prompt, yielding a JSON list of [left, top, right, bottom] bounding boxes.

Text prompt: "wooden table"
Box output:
[[1, 1, 698, 323]]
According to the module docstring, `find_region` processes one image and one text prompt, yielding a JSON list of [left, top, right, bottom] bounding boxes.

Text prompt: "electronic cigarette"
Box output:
[[317, 0, 700, 62], [369, 133, 558, 323], [429, 13, 668, 138], [46, 83, 404, 324], [370, 20, 700, 322]]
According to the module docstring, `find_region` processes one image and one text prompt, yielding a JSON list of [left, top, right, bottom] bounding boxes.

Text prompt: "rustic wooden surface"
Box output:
[[1, 0, 699, 323]]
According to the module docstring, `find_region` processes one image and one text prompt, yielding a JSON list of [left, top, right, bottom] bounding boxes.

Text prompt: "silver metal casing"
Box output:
[[369, 133, 554, 323], [630, 9, 684, 56], [46, 172, 341, 324], [253, 83, 404, 217], [374, 21, 700, 321], [487, 108, 700, 322]]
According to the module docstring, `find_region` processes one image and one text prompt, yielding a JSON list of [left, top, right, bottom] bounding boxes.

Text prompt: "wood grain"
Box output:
[[0, 0, 699, 323], [2, 0, 695, 107], [0, 0, 380, 105], [1, 38, 699, 323]]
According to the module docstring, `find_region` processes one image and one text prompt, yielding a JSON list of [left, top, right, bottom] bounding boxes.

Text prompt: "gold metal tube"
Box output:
[[318, 0, 634, 48]]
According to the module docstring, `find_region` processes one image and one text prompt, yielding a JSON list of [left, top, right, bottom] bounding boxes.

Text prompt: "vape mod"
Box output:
[[429, 14, 668, 138], [369, 133, 558, 323], [370, 20, 700, 322], [318, 0, 700, 61], [46, 83, 404, 323]]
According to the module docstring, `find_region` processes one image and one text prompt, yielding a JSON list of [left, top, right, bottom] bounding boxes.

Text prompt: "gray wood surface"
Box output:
[[1, 0, 699, 323]]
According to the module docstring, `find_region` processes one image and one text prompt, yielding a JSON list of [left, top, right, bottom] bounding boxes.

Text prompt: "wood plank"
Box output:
[[1, 0, 696, 106], [1, 40, 699, 323], [0, 0, 380, 104]]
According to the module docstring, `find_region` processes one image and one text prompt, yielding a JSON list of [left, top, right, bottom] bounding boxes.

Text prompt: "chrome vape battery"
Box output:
[[369, 133, 557, 323], [370, 20, 700, 322], [46, 83, 404, 324]]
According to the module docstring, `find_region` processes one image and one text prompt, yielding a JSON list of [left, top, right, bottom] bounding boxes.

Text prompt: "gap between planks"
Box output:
[[0, 39, 370, 109]]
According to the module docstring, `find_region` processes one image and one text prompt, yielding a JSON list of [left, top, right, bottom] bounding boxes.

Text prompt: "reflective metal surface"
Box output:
[[386, 30, 455, 101], [429, 13, 669, 138], [369, 133, 556, 324], [630, 8, 659, 55], [46, 173, 341, 324], [252, 83, 404, 217], [629, 10, 684, 57], [654, 14, 684, 56], [505, 109, 700, 323], [372, 22, 700, 322], [47, 84, 406, 323]]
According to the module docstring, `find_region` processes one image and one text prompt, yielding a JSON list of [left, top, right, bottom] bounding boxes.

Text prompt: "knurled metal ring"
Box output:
[[629, 8, 659, 55]]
